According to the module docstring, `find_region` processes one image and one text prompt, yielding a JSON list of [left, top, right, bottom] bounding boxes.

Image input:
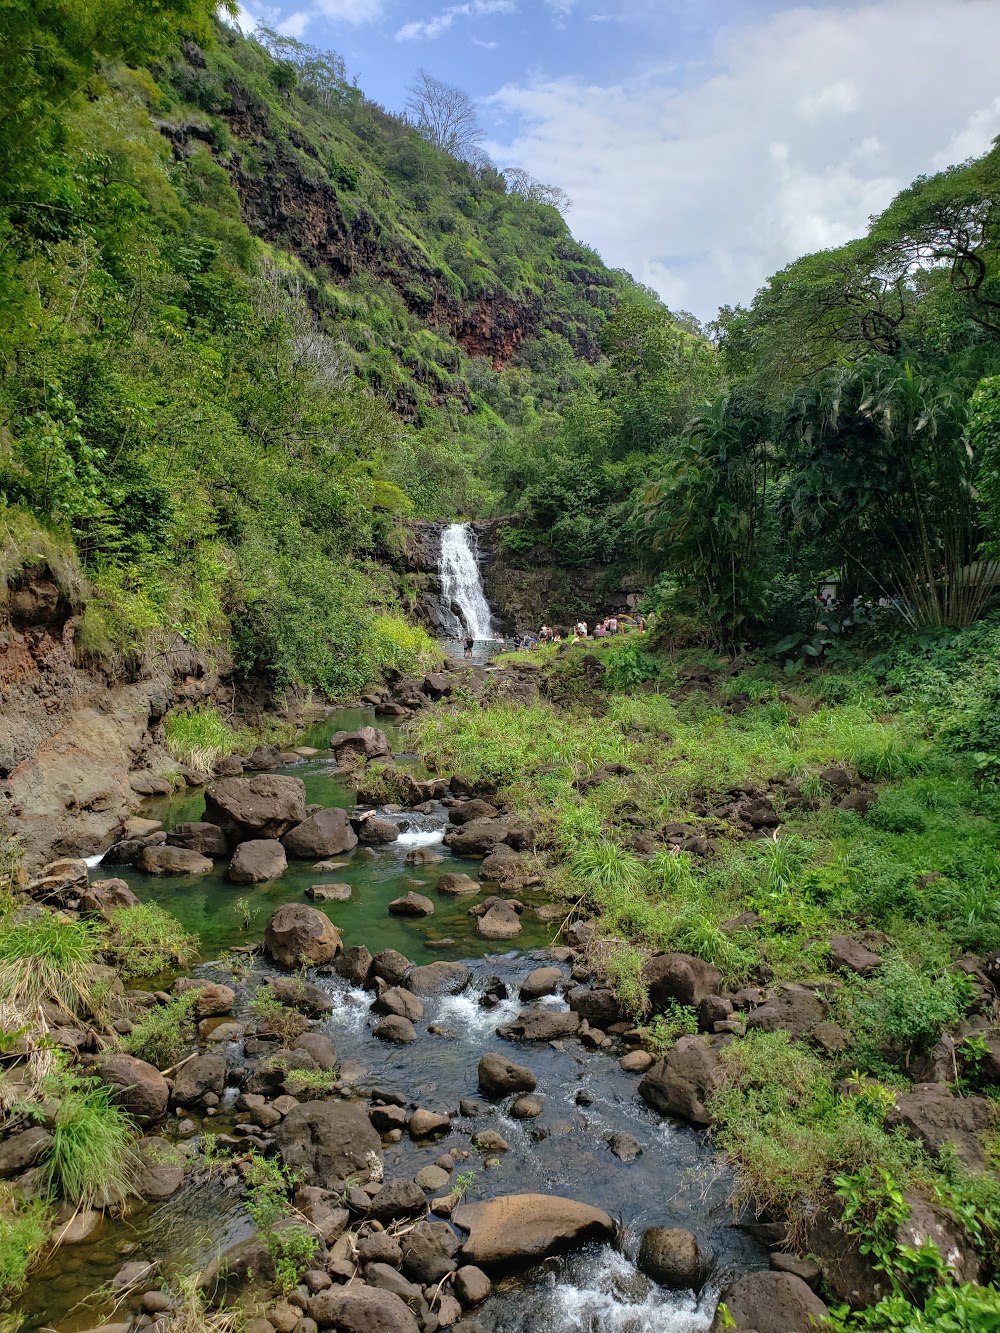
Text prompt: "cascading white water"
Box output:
[[439, 521, 494, 641]]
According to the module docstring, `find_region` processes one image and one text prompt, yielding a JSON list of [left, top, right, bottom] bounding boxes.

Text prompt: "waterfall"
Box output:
[[438, 522, 494, 641]]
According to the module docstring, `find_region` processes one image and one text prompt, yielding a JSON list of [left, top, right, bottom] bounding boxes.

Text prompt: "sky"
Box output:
[[232, 0, 1000, 322]]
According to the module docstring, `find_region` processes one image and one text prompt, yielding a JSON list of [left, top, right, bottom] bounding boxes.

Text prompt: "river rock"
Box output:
[[229, 838, 287, 884], [478, 849, 541, 889], [293, 1031, 338, 1071], [264, 976, 334, 1017], [511, 1094, 544, 1119], [497, 1007, 580, 1042], [638, 1035, 723, 1127], [641, 953, 722, 1011], [308, 1286, 419, 1333], [335, 944, 374, 986], [283, 807, 358, 859], [408, 1108, 450, 1137], [607, 1132, 642, 1162], [415, 1165, 451, 1192], [885, 1083, 993, 1169], [828, 936, 883, 976], [445, 819, 510, 856], [709, 1271, 830, 1332], [265, 903, 342, 968], [388, 891, 435, 917], [203, 774, 307, 846], [77, 877, 139, 917], [619, 1050, 654, 1073], [406, 847, 443, 865], [135, 1136, 184, 1200], [167, 822, 228, 857], [567, 986, 620, 1027], [201, 1236, 275, 1298], [329, 726, 392, 762], [356, 815, 399, 845], [172, 1053, 226, 1107], [453, 1265, 491, 1306], [306, 883, 351, 902], [174, 978, 236, 1017], [139, 844, 213, 875], [369, 1104, 407, 1134], [0, 1126, 53, 1178], [366, 1177, 427, 1222], [449, 799, 499, 825], [370, 948, 411, 986], [453, 1193, 615, 1273], [401, 1222, 459, 1283], [519, 967, 564, 1001], [436, 872, 480, 896], [276, 1101, 381, 1187], [477, 1053, 536, 1097], [374, 1015, 417, 1043], [94, 1053, 169, 1122], [404, 961, 470, 995], [745, 987, 826, 1038], [373, 987, 424, 1021], [476, 900, 522, 938], [637, 1226, 703, 1289]]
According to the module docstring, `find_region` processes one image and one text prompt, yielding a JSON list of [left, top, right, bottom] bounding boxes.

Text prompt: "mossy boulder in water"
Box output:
[[203, 774, 306, 846], [282, 806, 358, 859], [265, 903, 342, 968]]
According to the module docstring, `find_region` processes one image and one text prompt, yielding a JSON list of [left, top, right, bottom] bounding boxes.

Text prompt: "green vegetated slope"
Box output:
[[0, 5, 638, 699], [415, 633, 1000, 1330]]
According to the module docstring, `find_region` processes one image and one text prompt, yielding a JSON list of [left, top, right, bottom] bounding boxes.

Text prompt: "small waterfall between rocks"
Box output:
[[438, 521, 494, 641]]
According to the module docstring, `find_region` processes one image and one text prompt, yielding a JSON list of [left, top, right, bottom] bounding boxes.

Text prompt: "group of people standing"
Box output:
[[462, 612, 647, 657]]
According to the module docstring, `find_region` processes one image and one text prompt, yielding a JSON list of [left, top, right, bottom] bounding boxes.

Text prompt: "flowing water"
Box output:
[[21, 707, 766, 1332], [438, 522, 495, 646]]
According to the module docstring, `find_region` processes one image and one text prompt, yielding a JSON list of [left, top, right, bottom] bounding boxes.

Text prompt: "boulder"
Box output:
[[435, 873, 480, 896], [886, 1084, 993, 1170], [641, 953, 722, 1011], [745, 988, 826, 1038], [476, 900, 522, 938], [366, 1177, 427, 1222], [497, 1007, 580, 1042], [637, 1227, 703, 1289], [135, 1136, 184, 1200], [453, 1265, 491, 1307], [172, 1053, 226, 1107], [607, 1132, 642, 1162], [94, 1053, 169, 1123], [408, 1108, 450, 1137], [619, 1050, 654, 1074], [78, 878, 140, 917], [201, 1236, 275, 1299], [264, 904, 342, 969], [203, 774, 307, 846], [453, 1193, 615, 1273], [449, 799, 499, 825], [404, 961, 470, 996], [228, 839, 287, 884], [374, 1015, 417, 1043], [519, 967, 564, 1001], [335, 945, 373, 986], [406, 848, 443, 865], [400, 1224, 458, 1283], [356, 815, 399, 845], [283, 808, 358, 860], [244, 744, 282, 770], [264, 977, 333, 1017], [828, 936, 883, 976], [174, 978, 236, 1017], [167, 822, 228, 857], [370, 948, 411, 986], [329, 726, 391, 761], [138, 845, 213, 876], [709, 1271, 830, 1332], [308, 1286, 419, 1333], [388, 891, 434, 917], [275, 1101, 382, 1188], [293, 1031, 338, 1071], [478, 1053, 537, 1098], [372, 987, 424, 1021], [306, 883, 351, 902], [445, 820, 510, 856], [0, 1126, 53, 1178], [567, 986, 620, 1028], [638, 1035, 723, 1127], [478, 849, 541, 889]]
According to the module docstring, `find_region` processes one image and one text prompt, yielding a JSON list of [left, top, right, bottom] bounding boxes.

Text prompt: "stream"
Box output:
[[22, 707, 766, 1333]]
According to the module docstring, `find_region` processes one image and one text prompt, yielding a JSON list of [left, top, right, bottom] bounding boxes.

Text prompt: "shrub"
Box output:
[[0, 1189, 49, 1295], [121, 992, 199, 1068], [102, 904, 198, 981], [165, 706, 237, 769], [868, 790, 927, 834], [843, 956, 974, 1072], [242, 1152, 318, 1293]]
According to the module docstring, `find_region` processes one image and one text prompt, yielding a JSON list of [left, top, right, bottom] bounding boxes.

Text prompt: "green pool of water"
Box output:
[[111, 706, 554, 964]]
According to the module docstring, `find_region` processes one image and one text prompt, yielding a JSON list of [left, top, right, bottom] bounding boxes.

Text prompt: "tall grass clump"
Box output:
[[164, 706, 237, 771], [102, 904, 198, 982], [40, 1069, 139, 1208], [0, 915, 99, 1029]]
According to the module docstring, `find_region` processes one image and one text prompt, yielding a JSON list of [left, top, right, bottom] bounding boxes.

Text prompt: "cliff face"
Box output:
[[397, 519, 646, 636], [0, 567, 226, 870]]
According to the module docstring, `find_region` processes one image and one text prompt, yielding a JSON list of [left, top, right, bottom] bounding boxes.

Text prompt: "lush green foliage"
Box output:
[[101, 903, 198, 981], [121, 991, 199, 1068]]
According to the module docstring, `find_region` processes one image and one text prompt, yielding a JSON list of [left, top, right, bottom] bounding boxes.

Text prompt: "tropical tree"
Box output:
[[405, 70, 485, 164]]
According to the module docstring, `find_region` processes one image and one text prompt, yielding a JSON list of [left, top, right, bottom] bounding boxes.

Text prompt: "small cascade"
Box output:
[[438, 521, 494, 641]]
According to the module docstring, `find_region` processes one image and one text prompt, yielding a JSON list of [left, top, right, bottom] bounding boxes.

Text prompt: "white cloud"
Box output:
[[277, 9, 311, 35], [396, 0, 515, 42], [312, 0, 383, 22], [485, 0, 1000, 321]]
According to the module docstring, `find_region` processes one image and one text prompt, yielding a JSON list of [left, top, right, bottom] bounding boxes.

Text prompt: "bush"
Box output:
[[165, 706, 238, 769], [122, 992, 199, 1068], [868, 790, 927, 834], [102, 904, 198, 981], [843, 956, 974, 1072], [0, 1190, 49, 1295]]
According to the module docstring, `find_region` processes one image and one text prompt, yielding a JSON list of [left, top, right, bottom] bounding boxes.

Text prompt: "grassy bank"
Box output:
[[412, 627, 1000, 1327]]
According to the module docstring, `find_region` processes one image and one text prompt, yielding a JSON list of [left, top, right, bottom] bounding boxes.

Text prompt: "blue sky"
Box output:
[[236, 0, 1000, 320]]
